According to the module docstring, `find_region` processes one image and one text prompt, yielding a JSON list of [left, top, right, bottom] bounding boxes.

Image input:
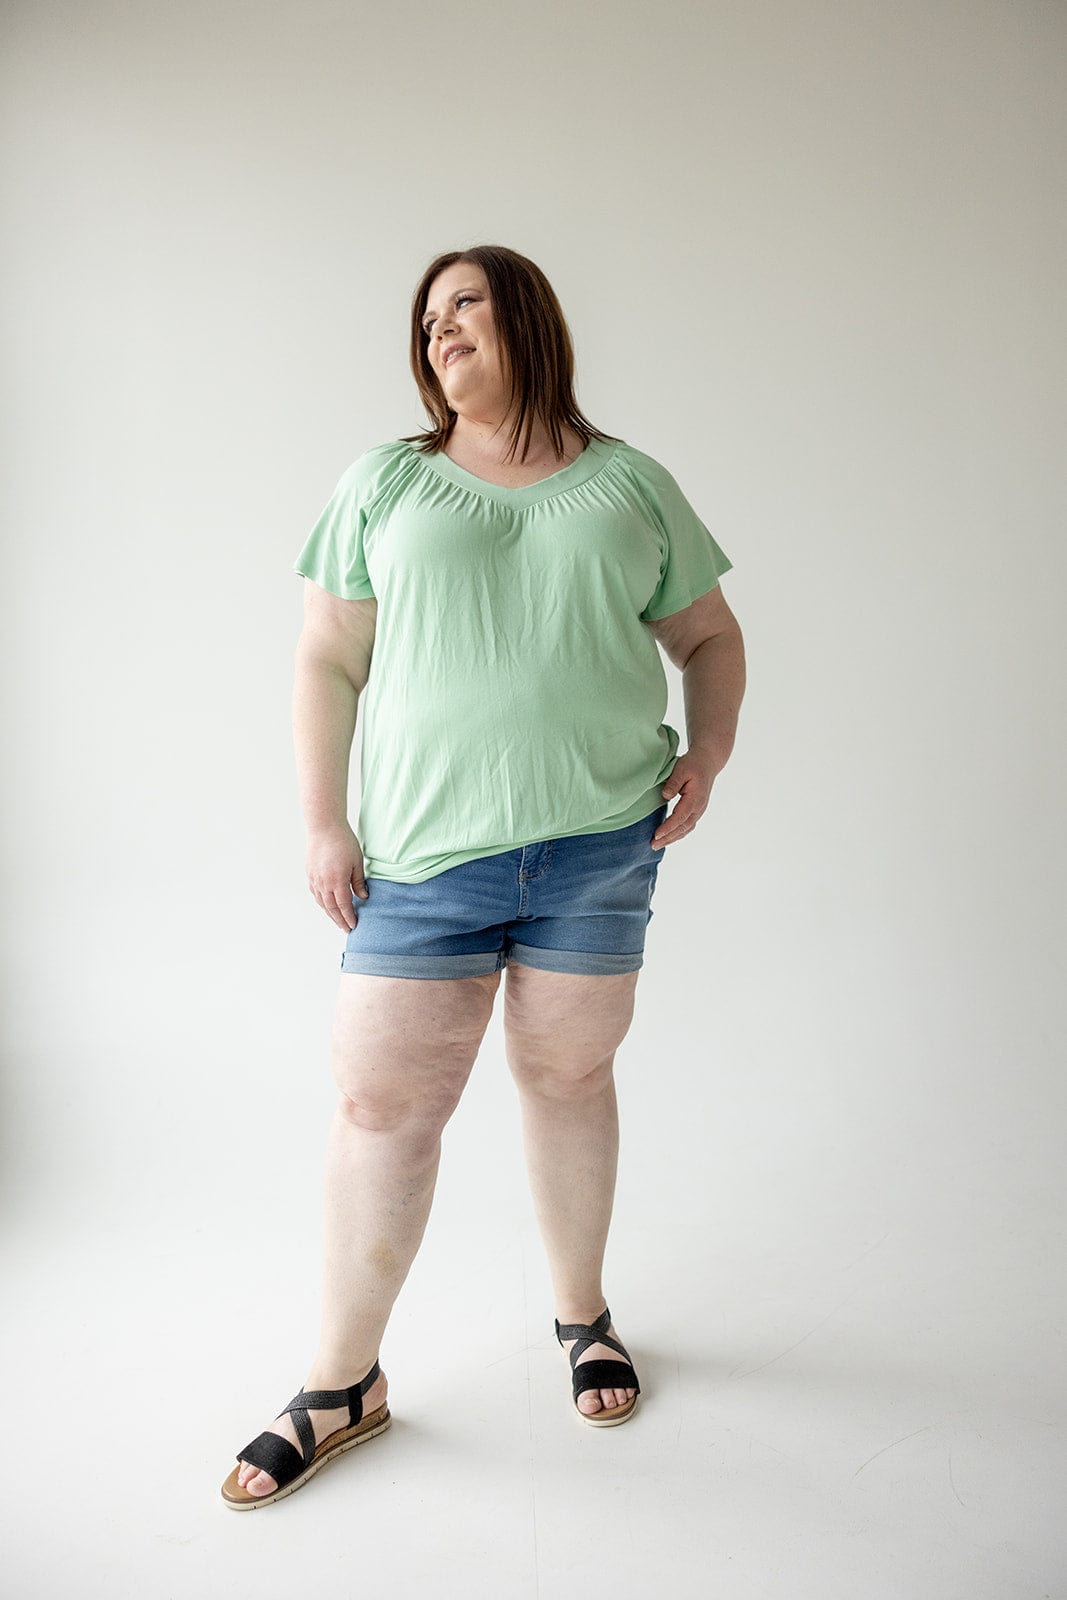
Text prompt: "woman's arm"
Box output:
[[646, 584, 746, 846], [291, 582, 378, 926], [291, 579, 377, 830], [292, 655, 361, 831], [646, 584, 745, 770]]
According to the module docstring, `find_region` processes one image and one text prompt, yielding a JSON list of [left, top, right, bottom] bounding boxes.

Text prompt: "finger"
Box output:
[[652, 805, 684, 845], [311, 885, 354, 932], [654, 816, 696, 845], [332, 890, 358, 931]]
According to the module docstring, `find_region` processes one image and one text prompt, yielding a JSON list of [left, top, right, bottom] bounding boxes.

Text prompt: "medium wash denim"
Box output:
[[340, 804, 669, 979]]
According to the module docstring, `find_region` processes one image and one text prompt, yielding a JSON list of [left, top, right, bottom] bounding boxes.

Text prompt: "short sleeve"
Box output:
[[293, 455, 378, 601], [622, 448, 734, 622]]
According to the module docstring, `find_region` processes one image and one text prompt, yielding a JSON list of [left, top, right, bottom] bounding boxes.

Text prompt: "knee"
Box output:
[[509, 1050, 617, 1101], [335, 1085, 460, 1141]]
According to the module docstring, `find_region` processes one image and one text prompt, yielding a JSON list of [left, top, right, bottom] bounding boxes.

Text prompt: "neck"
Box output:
[[448, 411, 575, 464]]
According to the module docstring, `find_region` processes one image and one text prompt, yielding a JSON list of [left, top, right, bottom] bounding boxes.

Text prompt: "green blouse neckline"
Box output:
[[407, 436, 619, 507]]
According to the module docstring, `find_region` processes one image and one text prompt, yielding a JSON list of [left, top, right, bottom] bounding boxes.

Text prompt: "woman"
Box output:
[[221, 244, 746, 1507]]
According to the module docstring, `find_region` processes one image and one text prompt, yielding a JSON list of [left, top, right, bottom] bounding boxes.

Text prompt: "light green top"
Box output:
[[293, 435, 733, 882]]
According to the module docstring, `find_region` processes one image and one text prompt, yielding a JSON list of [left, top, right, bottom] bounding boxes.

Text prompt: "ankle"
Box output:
[[304, 1355, 384, 1391], [555, 1302, 608, 1328]]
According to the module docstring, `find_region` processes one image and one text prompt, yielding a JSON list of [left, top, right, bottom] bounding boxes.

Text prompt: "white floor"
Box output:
[[3, 1001, 1063, 1600]]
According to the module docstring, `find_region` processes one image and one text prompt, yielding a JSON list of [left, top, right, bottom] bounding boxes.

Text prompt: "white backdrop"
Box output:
[[2, 1, 1064, 1595]]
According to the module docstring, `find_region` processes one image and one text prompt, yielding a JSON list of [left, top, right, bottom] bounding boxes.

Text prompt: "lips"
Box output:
[[443, 345, 474, 367]]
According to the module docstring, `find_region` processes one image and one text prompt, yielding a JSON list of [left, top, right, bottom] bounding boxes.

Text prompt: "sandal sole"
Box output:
[[573, 1392, 640, 1427], [220, 1406, 392, 1509]]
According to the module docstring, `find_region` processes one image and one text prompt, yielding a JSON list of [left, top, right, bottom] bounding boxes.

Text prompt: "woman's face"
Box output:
[[422, 263, 507, 412]]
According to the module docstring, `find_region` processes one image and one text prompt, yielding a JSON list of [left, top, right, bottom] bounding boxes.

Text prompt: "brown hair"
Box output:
[[400, 244, 621, 464]]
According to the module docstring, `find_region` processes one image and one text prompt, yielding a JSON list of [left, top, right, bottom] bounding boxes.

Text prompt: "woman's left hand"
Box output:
[[652, 748, 719, 846]]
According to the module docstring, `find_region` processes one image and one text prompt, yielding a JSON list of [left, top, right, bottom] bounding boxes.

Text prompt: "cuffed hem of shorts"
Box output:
[[339, 944, 646, 978], [507, 942, 645, 975], [340, 949, 505, 978]]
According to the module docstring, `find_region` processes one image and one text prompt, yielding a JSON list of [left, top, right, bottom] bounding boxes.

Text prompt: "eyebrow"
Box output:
[[421, 288, 479, 330]]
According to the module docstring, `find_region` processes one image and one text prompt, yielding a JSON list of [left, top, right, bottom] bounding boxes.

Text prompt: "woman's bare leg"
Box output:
[[502, 964, 641, 1415], [236, 968, 500, 1496]]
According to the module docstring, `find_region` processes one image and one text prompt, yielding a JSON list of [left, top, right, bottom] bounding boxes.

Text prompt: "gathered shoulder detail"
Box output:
[[607, 441, 733, 622], [339, 439, 423, 515], [293, 440, 422, 603], [607, 441, 678, 524]]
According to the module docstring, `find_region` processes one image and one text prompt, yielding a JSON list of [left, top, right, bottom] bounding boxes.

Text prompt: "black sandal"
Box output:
[[220, 1362, 391, 1509], [554, 1305, 641, 1427]]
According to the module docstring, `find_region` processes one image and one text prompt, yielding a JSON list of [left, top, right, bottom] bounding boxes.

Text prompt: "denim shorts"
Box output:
[[340, 803, 669, 979]]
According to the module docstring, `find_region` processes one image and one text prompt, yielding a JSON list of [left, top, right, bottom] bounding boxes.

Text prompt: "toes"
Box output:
[[580, 1387, 634, 1413], [246, 1469, 277, 1496]]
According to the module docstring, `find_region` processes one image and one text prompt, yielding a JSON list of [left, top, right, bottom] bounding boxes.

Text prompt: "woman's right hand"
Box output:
[[305, 821, 370, 932]]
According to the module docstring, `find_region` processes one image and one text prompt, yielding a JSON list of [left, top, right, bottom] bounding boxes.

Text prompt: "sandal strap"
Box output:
[[556, 1306, 632, 1363], [563, 1330, 631, 1363], [284, 1358, 382, 1434], [288, 1402, 316, 1464], [555, 1305, 613, 1348], [236, 1429, 305, 1487], [235, 1360, 382, 1484], [569, 1357, 641, 1399], [554, 1306, 640, 1395]]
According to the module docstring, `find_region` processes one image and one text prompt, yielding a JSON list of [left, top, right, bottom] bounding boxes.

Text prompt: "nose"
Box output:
[[434, 319, 458, 354]]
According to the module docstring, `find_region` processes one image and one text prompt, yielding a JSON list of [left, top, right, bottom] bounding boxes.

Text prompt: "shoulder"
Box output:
[[345, 438, 413, 477], [331, 439, 416, 501], [610, 440, 682, 492], [362, 438, 415, 466], [607, 440, 688, 525]]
